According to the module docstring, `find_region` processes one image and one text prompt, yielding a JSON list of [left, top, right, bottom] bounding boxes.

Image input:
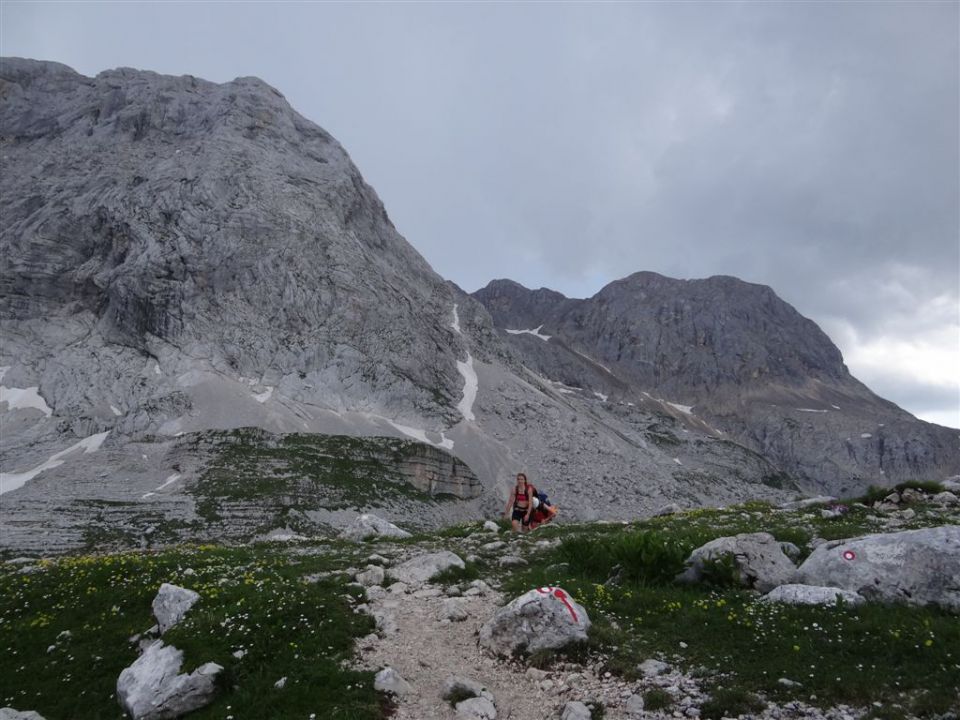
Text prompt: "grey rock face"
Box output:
[[116, 641, 221, 720], [151, 583, 200, 634], [473, 275, 960, 497], [676, 532, 797, 593], [478, 587, 590, 656], [761, 584, 865, 607], [796, 526, 960, 609]]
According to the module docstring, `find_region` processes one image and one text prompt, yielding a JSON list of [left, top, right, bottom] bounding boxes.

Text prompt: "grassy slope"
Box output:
[[1, 486, 957, 720]]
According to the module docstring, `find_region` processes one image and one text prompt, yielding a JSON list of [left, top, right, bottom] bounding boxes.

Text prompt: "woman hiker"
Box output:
[[504, 472, 535, 532]]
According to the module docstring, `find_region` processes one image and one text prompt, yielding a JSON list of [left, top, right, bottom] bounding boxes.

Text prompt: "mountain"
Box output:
[[1, 59, 954, 555], [473, 274, 960, 494]]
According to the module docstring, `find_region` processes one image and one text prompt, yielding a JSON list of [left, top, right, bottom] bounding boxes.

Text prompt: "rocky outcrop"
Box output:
[[389, 551, 465, 586], [796, 526, 960, 609], [478, 587, 590, 656], [151, 583, 199, 634], [341, 514, 413, 542], [116, 641, 222, 720], [761, 584, 865, 607], [676, 532, 797, 593]]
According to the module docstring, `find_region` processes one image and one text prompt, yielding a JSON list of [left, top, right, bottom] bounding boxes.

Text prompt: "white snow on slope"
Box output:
[[253, 387, 274, 403], [861, 433, 872, 439], [142, 473, 182, 499], [457, 356, 478, 422], [505, 326, 551, 341], [667, 402, 693, 415], [0, 385, 53, 417], [0, 431, 110, 495], [797, 408, 828, 413], [451, 304, 462, 335], [594, 392, 608, 402], [388, 421, 455, 451], [110, 405, 123, 416]]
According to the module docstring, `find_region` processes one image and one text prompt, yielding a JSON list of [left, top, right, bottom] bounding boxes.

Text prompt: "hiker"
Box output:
[[528, 491, 558, 530], [504, 472, 535, 532]]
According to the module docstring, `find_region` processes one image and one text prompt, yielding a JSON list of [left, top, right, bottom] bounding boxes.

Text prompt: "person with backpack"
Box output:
[[504, 472, 536, 532], [528, 489, 558, 530]]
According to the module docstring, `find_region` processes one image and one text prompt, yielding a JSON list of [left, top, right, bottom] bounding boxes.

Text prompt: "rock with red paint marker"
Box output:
[[478, 586, 590, 656]]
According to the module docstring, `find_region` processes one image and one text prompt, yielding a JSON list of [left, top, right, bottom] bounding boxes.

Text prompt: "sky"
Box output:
[[2, 1, 958, 428]]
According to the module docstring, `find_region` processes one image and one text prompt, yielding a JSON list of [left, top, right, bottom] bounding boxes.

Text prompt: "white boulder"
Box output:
[[456, 697, 497, 719], [341, 514, 412, 542], [151, 584, 200, 634], [116, 641, 222, 720], [374, 667, 412, 696], [389, 551, 464, 586], [561, 701, 592, 720], [0, 710, 46, 720], [796, 526, 960, 609], [676, 532, 797, 593], [761, 584, 865, 607], [478, 587, 590, 656]]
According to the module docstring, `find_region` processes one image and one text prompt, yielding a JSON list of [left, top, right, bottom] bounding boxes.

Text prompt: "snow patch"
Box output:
[[153, 363, 161, 375], [142, 473, 182, 499], [1, 431, 110, 495], [831, 404, 841, 410], [593, 392, 608, 402], [110, 405, 122, 416], [673, 458, 683, 466], [456, 356, 478, 422], [667, 401, 694, 415], [505, 325, 551, 341], [860, 433, 873, 439], [388, 421, 455, 451], [797, 408, 828, 413], [0, 385, 53, 417], [451, 304, 462, 335], [253, 387, 274, 403]]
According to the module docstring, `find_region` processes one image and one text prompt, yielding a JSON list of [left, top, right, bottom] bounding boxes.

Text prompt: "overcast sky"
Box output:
[[3, 1, 958, 428]]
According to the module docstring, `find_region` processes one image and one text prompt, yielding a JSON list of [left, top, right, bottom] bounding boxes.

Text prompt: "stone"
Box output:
[[439, 598, 469, 622], [637, 659, 671, 677], [455, 697, 497, 719], [478, 587, 590, 656], [483, 521, 500, 533], [151, 583, 200, 634], [442, 676, 495, 703], [354, 565, 385, 587], [779, 542, 802, 561], [778, 678, 802, 688], [390, 551, 464, 585], [0, 711, 46, 720], [761, 584, 865, 607], [498, 555, 527, 567], [365, 585, 387, 601], [274, 677, 287, 689], [653, 504, 681, 517], [374, 667, 412, 696], [797, 526, 960, 609], [116, 641, 222, 720], [676, 532, 797, 593], [780, 496, 837, 510], [341, 514, 412, 542], [625, 694, 645, 715], [560, 701, 592, 720], [933, 491, 959, 506], [481, 541, 506, 551]]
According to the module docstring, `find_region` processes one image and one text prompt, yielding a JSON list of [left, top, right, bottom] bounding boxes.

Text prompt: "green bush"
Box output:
[[701, 687, 765, 719], [557, 530, 691, 586], [643, 688, 673, 711]]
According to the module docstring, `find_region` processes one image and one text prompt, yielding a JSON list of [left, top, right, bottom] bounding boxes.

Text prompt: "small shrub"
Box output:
[[698, 554, 741, 589], [644, 688, 673, 711], [701, 687, 764, 719], [558, 530, 691, 586]]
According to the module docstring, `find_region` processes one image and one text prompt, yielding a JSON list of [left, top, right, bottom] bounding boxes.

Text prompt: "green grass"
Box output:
[[500, 499, 960, 716], [0, 544, 382, 719], [189, 428, 457, 524], [643, 687, 673, 711]]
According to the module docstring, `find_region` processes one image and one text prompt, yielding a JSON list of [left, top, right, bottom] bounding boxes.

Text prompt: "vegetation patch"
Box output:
[[0, 543, 381, 719]]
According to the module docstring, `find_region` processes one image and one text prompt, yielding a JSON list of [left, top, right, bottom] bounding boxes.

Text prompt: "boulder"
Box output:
[[483, 520, 500, 533], [442, 676, 494, 703], [439, 598, 469, 622], [761, 584, 865, 607], [355, 565, 386, 587], [933, 491, 958, 506], [560, 702, 592, 720], [942, 477, 960, 493], [389, 551, 464, 585], [456, 697, 497, 720], [0, 711, 46, 720], [637, 659, 671, 677], [151, 584, 200, 634], [374, 667, 412, 696], [116, 641, 222, 720], [676, 532, 797, 593], [341, 514, 412, 542], [478, 587, 590, 656], [796, 526, 960, 609]]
